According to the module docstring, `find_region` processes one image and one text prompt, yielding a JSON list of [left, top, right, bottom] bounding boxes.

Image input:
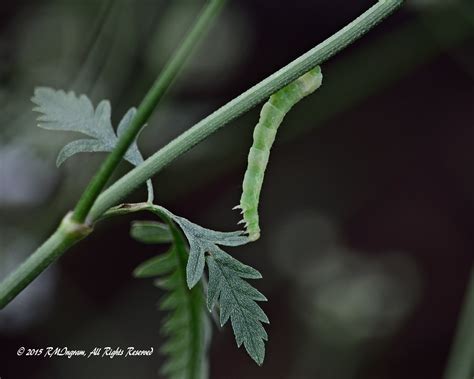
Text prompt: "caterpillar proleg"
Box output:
[[236, 66, 323, 241]]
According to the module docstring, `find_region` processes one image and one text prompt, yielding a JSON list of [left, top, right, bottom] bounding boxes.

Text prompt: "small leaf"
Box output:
[[186, 241, 206, 288], [56, 139, 111, 167], [31, 87, 154, 200], [133, 249, 175, 278], [206, 247, 268, 366], [131, 220, 173, 244], [164, 212, 249, 289], [212, 247, 262, 279], [32, 88, 109, 138], [117, 107, 144, 166], [173, 215, 249, 247]]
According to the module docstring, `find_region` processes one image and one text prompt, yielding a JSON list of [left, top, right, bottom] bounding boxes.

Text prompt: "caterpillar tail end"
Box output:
[[246, 220, 261, 242], [247, 231, 260, 242], [234, 206, 260, 241]]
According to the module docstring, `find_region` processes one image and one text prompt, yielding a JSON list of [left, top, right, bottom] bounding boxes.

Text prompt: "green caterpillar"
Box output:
[[235, 66, 323, 241]]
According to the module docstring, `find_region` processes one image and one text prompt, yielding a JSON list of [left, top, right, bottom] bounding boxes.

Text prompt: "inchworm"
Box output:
[[235, 66, 323, 241]]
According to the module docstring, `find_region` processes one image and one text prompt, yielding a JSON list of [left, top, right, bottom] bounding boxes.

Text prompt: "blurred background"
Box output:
[[0, 0, 473, 378]]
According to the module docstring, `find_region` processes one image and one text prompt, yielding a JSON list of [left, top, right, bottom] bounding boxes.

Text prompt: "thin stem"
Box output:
[[0, 213, 92, 309], [72, 0, 227, 223], [89, 0, 403, 222], [444, 268, 474, 379]]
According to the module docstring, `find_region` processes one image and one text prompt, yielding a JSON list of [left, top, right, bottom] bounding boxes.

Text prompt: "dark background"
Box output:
[[0, 0, 473, 378]]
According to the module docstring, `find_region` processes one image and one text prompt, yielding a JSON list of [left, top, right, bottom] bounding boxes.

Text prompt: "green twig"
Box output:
[[88, 0, 403, 222], [72, 0, 227, 223], [444, 268, 474, 379]]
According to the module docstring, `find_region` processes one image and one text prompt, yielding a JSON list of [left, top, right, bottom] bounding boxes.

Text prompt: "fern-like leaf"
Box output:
[[169, 214, 249, 289], [31, 87, 153, 199], [151, 206, 268, 365], [132, 220, 210, 379], [206, 247, 268, 365], [109, 203, 269, 366]]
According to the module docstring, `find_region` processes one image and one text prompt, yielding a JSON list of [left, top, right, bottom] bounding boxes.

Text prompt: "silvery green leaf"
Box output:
[[206, 247, 268, 366], [117, 107, 144, 167], [32, 87, 154, 200], [32, 87, 144, 167], [32, 88, 114, 140], [161, 212, 249, 289], [56, 139, 112, 167], [173, 215, 249, 247], [186, 240, 206, 289]]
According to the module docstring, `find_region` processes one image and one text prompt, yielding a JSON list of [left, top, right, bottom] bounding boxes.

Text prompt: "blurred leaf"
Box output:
[[132, 219, 210, 379], [31, 88, 143, 166], [131, 220, 173, 245], [133, 249, 175, 278], [31, 87, 153, 199]]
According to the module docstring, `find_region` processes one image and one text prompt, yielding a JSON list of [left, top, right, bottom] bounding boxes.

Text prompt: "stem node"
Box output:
[[61, 212, 93, 238]]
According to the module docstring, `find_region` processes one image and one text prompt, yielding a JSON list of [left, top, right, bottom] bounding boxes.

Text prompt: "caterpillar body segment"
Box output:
[[237, 66, 323, 241]]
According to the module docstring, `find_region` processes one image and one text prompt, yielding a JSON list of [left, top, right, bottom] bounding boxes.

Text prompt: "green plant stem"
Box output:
[[0, 213, 92, 309], [72, 0, 227, 223], [88, 0, 403, 222], [444, 268, 474, 379]]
